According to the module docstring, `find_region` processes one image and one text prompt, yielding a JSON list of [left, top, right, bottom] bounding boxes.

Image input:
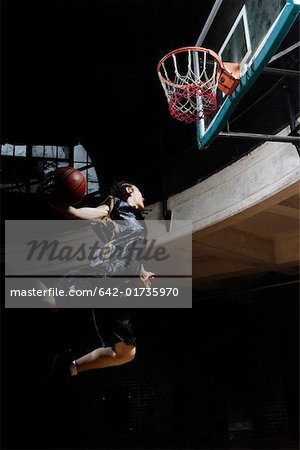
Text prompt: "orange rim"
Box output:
[[157, 46, 223, 88]]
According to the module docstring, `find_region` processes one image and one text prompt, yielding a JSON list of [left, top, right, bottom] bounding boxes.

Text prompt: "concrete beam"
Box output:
[[195, 227, 276, 265], [147, 126, 300, 237]]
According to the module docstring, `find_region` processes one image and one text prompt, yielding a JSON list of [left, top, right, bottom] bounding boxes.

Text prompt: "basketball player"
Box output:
[[41, 179, 154, 379]]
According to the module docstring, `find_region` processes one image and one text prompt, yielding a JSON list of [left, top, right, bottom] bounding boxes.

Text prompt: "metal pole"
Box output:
[[283, 85, 300, 156], [218, 131, 300, 144], [159, 134, 172, 230], [270, 41, 300, 62], [263, 67, 300, 77], [195, 0, 224, 46], [194, 280, 299, 301]]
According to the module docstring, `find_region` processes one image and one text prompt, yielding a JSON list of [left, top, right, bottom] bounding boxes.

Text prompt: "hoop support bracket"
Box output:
[[218, 63, 241, 95]]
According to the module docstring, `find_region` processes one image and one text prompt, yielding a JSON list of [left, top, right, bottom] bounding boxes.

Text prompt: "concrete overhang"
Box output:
[[147, 126, 299, 289]]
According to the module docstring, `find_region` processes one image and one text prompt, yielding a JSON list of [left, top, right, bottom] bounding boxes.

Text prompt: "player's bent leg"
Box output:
[[74, 342, 136, 373], [75, 347, 117, 373], [113, 341, 136, 365]]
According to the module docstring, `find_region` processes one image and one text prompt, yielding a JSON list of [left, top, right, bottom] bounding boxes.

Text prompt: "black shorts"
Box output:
[[55, 267, 137, 349], [92, 308, 136, 348]]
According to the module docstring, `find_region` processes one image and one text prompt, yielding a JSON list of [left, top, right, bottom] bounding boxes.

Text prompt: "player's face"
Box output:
[[130, 185, 145, 210]]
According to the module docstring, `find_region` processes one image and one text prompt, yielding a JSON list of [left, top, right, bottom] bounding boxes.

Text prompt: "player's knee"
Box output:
[[116, 344, 136, 364], [127, 345, 136, 362], [122, 346, 136, 363]]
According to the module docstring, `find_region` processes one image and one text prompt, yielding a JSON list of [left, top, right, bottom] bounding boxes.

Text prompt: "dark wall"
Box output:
[[2, 286, 298, 449], [2, 193, 299, 449]]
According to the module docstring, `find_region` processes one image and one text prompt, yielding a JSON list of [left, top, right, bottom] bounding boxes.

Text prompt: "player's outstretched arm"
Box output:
[[38, 169, 110, 220], [50, 203, 109, 220]]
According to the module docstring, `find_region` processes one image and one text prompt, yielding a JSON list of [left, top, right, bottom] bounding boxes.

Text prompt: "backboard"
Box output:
[[195, 0, 300, 149]]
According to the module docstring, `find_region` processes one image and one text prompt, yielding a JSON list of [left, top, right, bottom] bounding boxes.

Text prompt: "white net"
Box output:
[[158, 48, 221, 123]]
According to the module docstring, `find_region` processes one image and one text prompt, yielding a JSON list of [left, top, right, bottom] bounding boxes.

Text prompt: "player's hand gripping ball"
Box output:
[[37, 166, 87, 206]]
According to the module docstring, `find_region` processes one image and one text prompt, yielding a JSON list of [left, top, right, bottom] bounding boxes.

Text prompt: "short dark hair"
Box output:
[[110, 180, 134, 202]]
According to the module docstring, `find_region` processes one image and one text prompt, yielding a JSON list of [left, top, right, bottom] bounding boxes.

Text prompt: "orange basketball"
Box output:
[[53, 166, 87, 206]]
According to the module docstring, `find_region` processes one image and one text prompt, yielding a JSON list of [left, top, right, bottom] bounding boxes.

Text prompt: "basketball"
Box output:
[[52, 166, 87, 206]]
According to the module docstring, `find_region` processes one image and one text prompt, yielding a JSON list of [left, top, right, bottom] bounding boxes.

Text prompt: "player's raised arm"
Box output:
[[37, 166, 110, 220], [50, 203, 109, 220]]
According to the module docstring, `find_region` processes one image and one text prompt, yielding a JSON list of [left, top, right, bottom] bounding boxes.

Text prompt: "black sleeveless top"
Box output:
[[56, 197, 145, 347], [90, 197, 148, 276], [91, 198, 146, 347]]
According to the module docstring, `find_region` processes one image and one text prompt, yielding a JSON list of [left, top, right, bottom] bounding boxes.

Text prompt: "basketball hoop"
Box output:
[[157, 47, 240, 123]]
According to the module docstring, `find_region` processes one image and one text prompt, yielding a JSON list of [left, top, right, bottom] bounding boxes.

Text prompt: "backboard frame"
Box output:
[[196, 0, 300, 150]]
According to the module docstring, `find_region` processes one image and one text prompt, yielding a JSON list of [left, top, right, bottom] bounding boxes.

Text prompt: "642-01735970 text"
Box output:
[[9, 286, 179, 297]]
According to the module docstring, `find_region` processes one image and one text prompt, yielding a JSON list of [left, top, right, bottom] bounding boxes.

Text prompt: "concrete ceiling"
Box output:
[[192, 189, 299, 290]]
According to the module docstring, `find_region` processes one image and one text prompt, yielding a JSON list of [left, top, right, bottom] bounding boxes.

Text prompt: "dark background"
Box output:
[[1, 0, 299, 204], [1, 1, 299, 448], [2, 286, 299, 449]]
